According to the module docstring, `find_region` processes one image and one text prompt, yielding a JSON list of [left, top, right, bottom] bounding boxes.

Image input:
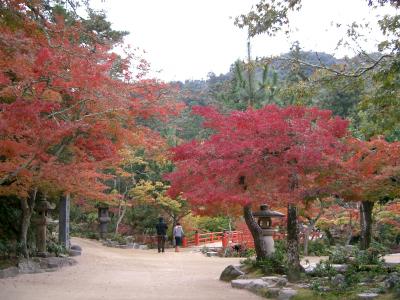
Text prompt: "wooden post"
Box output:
[[222, 231, 228, 248], [182, 236, 187, 248], [194, 231, 200, 246]]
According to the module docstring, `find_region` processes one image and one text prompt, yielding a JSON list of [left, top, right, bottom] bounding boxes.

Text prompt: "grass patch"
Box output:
[[293, 288, 398, 300]]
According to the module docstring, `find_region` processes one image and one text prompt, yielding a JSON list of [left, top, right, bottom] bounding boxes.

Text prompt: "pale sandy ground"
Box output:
[[0, 237, 261, 300], [1, 238, 399, 300]]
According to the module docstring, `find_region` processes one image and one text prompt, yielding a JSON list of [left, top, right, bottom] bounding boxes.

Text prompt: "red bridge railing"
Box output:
[[182, 230, 287, 249]]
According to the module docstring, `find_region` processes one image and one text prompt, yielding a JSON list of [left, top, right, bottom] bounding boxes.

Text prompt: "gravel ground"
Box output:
[[0, 237, 261, 300], [1, 237, 399, 300]]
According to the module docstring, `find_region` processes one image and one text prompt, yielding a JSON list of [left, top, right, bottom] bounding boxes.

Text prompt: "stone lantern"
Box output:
[[33, 200, 56, 257], [98, 206, 111, 239], [252, 204, 284, 255]]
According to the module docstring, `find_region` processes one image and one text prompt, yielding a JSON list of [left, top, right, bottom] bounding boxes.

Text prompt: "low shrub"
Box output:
[[241, 242, 288, 275], [312, 260, 338, 278], [328, 246, 354, 264], [306, 239, 331, 256]]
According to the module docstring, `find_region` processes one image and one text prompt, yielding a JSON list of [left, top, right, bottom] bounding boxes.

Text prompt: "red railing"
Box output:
[[182, 230, 287, 249], [135, 228, 321, 249]]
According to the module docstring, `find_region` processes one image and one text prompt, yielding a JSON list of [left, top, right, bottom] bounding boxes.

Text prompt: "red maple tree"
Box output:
[[339, 137, 400, 249], [0, 1, 181, 255], [167, 104, 348, 281]]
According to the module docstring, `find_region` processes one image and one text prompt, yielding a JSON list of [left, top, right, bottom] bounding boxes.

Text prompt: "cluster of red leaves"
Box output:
[[167, 105, 349, 210], [0, 1, 182, 200], [339, 137, 400, 202]]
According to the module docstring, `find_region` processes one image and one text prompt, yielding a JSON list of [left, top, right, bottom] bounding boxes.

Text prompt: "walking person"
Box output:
[[173, 222, 184, 252], [155, 217, 168, 253]]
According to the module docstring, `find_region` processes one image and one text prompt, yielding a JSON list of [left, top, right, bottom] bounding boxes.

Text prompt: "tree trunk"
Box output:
[[324, 229, 335, 246], [19, 188, 37, 258], [303, 224, 313, 256], [360, 201, 374, 250], [287, 203, 302, 282], [243, 204, 268, 260], [345, 210, 353, 246], [172, 216, 178, 247], [115, 199, 127, 235]]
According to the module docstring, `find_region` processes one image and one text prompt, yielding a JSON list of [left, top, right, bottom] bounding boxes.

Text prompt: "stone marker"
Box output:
[[98, 206, 111, 239], [33, 200, 55, 257], [206, 251, 218, 257], [59, 194, 70, 249]]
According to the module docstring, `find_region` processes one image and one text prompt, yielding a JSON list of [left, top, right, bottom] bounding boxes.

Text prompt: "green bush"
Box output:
[[47, 241, 67, 256], [305, 239, 331, 256], [328, 246, 354, 264], [111, 234, 128, 245], [312, 260, 338, 278], [196, 216, 233, 232], [0, 240, 14, 258], [241, 241, 288, 275]]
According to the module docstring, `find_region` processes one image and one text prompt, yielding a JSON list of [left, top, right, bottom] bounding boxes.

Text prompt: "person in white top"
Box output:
[[173, 223, 184, 252]]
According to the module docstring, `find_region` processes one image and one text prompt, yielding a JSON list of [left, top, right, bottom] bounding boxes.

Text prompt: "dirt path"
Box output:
[[0, 237, 260, 300]]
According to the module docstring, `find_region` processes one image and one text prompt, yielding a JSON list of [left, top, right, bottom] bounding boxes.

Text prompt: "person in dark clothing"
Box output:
[[155, 217, 168, 253]]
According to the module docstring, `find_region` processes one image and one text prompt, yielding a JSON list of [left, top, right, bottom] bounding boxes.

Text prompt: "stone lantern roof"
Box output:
[[252, 204, 284, 218], [36, 201, 56, 212]]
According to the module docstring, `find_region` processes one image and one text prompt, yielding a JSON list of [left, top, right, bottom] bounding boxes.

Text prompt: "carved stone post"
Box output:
[[59, 194, 70, 249]]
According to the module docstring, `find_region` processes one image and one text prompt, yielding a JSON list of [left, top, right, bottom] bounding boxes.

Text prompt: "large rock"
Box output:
[[39, 257, 77, 269], [278, 288, 298, 300], [264, 287, 281, 298], [18, 259, 42, 274], [332, 264, 348, 272], [384, 272, 400, 289], [0, 267, 19, 279], [304, 263, 317, 274], [245, 279, 269, 294], [231, 279, 270, 296], [18, 257, 77, 274], [262, 276, 288, 287], [331, 274, 346, 288], [220, 265, 244, 282], [231, 279, 254, 289], [70, 244, 82, 251]]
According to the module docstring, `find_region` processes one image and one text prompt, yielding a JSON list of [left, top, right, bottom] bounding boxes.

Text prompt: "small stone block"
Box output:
[[358, 293, 379, 300]]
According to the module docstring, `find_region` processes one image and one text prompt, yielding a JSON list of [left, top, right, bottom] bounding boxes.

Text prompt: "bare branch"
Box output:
[[263, 54, 394, 78]]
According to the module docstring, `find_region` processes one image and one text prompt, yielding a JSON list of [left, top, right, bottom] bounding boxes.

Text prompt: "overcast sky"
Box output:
[[91, 0, 393, 82]]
